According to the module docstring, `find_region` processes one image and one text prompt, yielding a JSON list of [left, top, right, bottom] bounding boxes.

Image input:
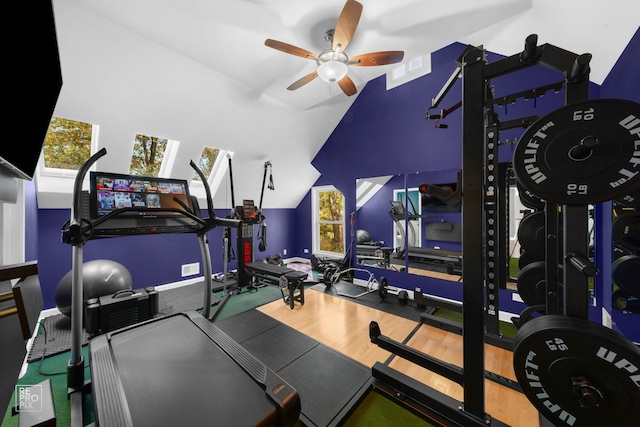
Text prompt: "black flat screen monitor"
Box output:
[[88, 171, 201, 235]]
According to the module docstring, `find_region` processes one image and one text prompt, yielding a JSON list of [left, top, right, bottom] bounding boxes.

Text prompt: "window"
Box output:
[[40, 117, 97, 176], [189, 147, 230, 202], [312, 186, 346, 256], [129, 134, 175, 177], [192, 146, 221, 181]]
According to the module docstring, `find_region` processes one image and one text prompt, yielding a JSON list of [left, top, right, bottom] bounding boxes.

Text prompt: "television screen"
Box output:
[[90, 171, 194, 220]]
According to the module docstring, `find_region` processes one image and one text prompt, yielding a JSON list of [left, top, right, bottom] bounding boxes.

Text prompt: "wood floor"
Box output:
[[257, 288, 539, 427]]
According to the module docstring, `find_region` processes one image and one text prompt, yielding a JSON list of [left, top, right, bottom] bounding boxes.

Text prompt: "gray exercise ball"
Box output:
[[356, 229, 372, 245], [55, 259, 133, 317]]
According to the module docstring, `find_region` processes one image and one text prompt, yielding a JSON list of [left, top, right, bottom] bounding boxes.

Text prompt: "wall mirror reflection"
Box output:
[[354, 169, 464, 282], [611, 197, 639, 314]]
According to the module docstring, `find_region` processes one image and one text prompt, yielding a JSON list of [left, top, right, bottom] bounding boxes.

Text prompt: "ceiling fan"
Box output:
[[265, 0, 404, 96]]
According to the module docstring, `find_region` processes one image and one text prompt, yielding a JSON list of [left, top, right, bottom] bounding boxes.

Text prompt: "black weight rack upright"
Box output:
[[369, 34, 591, 426]]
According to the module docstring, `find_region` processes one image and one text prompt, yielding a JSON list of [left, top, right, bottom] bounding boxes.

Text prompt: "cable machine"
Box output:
[[224, 157, 275, 289]]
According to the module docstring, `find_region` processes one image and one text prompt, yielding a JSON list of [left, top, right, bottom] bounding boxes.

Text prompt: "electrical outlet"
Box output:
[[283, 249, 287, 255], [304, 248, 309, 254]]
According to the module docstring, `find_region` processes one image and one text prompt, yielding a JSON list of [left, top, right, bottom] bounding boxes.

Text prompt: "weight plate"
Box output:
[[513, 315, 640, 427], [612, 212, 640, 252], [378, 276, 388, 300], [612, 254, 640, 297], [323, 266, 337, 286], [518, 251, 535, 270], [517, 181, 545, 210], [517, 261, 563, 307], [613, 244, 633, 260], [615, 189, 640, 208], [513, 99, 640, 204], [518, 211, 563, 261]]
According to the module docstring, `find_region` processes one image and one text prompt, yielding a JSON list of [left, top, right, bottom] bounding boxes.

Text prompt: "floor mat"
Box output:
[[27, 314, 89, 363], [157, 281, 220, 316], [216, 309, 371, 427], [214, 309, 282, 342], [310, 282, 431, 322], [27, 282, 220, 362], [278, 345, 371, 427]]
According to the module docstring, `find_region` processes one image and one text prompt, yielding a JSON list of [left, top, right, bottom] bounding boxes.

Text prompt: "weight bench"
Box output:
[[245, 262, 307, 309]]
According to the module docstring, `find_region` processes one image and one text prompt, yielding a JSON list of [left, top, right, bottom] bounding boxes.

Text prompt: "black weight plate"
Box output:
[[517, 181, 545, 210], [323, 265, 337, 286], [518, 251, 535, 270], [612, 212, 640, 252], [513, 315, 640, 427], [378, 276, 388, 300], [612, 254, 640, 297], [613, 244, 633, 260], [398, 290, 409, 305], [615, 189, 640, 208], [517, 211, 563, 261], [517, 261, 563, 306], [513, 99, 640, 204]]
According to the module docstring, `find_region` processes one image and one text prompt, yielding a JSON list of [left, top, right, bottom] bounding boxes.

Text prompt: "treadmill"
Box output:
[[90, 311, 300, 426], [63, 149, 300, 427]]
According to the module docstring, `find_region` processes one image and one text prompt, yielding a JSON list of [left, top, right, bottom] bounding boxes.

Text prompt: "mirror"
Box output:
[[403, 170, 462, 279], [355, 168, 463, 282], [611, 197, 639, 314], [354, 174, 402, 271]]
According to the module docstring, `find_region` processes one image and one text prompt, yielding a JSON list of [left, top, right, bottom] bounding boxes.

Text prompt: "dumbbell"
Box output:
[[378, 277, 409, 305]]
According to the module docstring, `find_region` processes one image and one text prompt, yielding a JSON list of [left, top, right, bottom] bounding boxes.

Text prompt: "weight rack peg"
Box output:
[[565, 252, 598, 277]]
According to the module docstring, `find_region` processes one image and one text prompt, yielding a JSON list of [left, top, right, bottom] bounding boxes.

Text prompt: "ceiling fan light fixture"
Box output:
[[317, 60, 348, 83]]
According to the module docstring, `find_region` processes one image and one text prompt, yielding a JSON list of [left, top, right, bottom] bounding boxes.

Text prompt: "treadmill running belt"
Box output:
[[90, 311, 300, 426]]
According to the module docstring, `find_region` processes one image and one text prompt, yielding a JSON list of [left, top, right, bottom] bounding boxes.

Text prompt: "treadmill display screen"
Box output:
[[89, 171, 194, 219]]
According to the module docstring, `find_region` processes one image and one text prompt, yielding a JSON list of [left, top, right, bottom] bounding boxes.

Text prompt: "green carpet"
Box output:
[[2, 346, 94, 427], [341, 390, 440, 426], [434, 307, 518, 339]]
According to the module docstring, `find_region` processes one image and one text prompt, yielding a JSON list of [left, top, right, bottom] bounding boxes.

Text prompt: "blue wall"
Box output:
[[31, 206, 294, 310]]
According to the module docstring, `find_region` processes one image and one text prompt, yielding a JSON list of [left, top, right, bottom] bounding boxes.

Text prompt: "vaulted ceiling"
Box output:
[[46, 0, 638, 209]]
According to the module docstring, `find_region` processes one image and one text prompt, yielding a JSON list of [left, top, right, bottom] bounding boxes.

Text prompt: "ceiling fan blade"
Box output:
[[332, 0, 363, 53], [287, 71, 319, 91], [350, 51, 405, 66], [338, 75, 357, 96], [265, 39, 318, 60]]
